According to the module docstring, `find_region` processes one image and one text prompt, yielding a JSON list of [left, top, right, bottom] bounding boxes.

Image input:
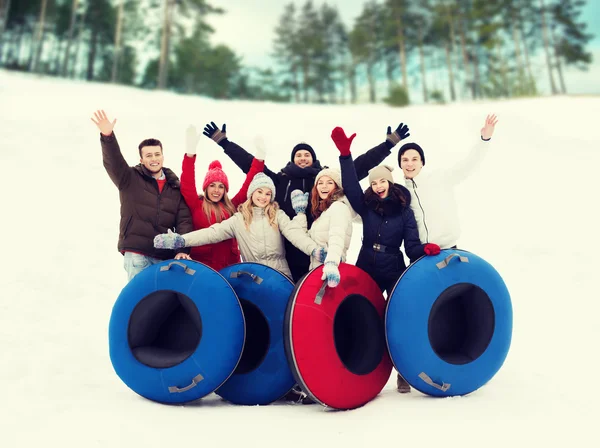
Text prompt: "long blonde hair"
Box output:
[[238, 197, 279, 230], [200, 189, 236, 223]]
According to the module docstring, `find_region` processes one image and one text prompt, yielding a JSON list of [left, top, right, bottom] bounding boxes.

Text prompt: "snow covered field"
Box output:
[[1, 69, 598, 447]]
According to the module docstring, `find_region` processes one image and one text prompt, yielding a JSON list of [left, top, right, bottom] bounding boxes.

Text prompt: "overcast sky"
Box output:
[[207, 0, 600, 96]]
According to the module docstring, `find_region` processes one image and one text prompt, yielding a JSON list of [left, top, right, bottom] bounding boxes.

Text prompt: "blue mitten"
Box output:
[[321, 261, 340, 288], [311, 247, 328, 263], [290, 190, 309, 214], [154, 229, 185, 250]]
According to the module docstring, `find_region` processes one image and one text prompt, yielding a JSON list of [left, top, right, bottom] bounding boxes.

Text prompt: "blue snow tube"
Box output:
[[385, 249, 512, 397], [216, 263, 296, 405], [109, 260, 245, 404]]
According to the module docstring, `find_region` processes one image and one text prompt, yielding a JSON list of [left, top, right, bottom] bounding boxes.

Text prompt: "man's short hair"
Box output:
[[138, 138, 163, 157]]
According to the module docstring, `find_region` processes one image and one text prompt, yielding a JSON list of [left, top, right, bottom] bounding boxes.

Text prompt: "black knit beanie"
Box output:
[[398, 142, 426, 166], [291, 143, 317, 163]]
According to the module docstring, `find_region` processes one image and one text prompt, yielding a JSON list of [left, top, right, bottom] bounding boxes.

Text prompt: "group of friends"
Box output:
[[91, 109, 499, 401]]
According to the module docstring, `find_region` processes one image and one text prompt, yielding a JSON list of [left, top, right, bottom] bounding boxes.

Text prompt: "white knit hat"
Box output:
[[368, 164, 394, 185], [247, 172, 276, 202], [315, 167, 342, 188]]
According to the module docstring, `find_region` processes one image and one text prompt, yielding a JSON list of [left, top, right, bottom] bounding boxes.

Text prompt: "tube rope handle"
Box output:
[[436, 253, 469, 270], [168, 373, 204, 393], [314, 281, 327, 305], [418, 372, 451, 392], [160, 261, 196, 275], [229, 271, 263, 284]]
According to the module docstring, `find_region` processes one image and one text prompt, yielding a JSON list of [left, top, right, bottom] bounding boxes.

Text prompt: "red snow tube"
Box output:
[[284, 263, 392, 410]]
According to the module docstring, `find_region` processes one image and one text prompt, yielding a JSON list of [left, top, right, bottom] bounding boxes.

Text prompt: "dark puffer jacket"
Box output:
[[340, 155, 425, 292], [101, 133, 193, 259], [220, 139, 393, 281]]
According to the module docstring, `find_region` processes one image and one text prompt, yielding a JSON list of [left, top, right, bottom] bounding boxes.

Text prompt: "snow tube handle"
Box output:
[[229, 270, 263, 284], [314, 281, 327, 305], [160, 261, 196, 275], [436, 253, 469, 270], [418, 372, 451, 392], [168, 373, 204, 393]]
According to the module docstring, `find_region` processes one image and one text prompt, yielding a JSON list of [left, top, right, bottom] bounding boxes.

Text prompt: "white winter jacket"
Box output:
[[182, 208, 318, 278], [404, 139, 491, 249], [307, 196, 355, 270]]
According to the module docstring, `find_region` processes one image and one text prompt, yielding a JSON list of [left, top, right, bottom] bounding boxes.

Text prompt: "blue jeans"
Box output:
[[123, 252, 162, 282]]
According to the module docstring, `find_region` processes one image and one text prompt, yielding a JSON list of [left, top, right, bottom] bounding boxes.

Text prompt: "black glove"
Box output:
[[385, 123, 410, 148], [202, 121, 228, 147]]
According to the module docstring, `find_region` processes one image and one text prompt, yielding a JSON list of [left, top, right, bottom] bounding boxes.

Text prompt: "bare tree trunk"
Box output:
[[349, 58, 357, 104], [30, 0, 48, 73], [87, 28, 98, 80], [444, 2, 457, 101], [70, 13, 85, 78], [0, 0, 12, 60], [539, 0, 557, 94], [158, 0, 173, 89], [7, 21, 21, 66], [517, 7, 535, 91], [302, 58, 309, 102], [366, 61, 376, 103], [497, 45, 510, 96], [385, 54, 394, 92], [549, 19, 566, 93], [444, 43, 456, 101], [0, 0, 10, 34], [292, 64, 300, 102], [62, 0, 79, 76], [456, 18, 473, 99], [394, 12, 408, 91], [472, 49, 481, 99], [511, 19, 526, 92], [417, 28, 427, 103], [112, 0, 125, 83]]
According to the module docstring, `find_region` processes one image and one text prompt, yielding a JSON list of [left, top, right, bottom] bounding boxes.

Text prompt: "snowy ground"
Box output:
[[1, 69, 599, 447]]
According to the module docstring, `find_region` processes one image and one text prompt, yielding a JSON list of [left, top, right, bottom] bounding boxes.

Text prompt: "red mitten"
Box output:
[[331, 126, 356, 156], [424, 243, 441, 256]]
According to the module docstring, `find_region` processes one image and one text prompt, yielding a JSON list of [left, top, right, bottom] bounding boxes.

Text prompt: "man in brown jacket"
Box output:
[[91, 110, 193, 281]]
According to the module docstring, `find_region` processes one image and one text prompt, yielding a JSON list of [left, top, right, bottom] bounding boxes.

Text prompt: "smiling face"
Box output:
[[294, 150, 313, 168], [251, 187, 272, 208], [316, 175, 337, 200], [206, 182, 225, 203], [400, 149, 423, 179], [140, 145, 164, 176], [370, 178, 390, 199]]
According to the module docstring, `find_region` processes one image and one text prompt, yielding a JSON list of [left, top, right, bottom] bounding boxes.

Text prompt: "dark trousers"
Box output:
[[284, 239, 310, 283]]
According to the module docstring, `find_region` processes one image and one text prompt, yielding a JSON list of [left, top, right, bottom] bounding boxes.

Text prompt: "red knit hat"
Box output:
[[202, 160, 229, 191]]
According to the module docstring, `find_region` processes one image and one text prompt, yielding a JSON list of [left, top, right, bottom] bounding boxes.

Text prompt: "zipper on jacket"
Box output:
[[283, 180, 292, 203], [373, 217, 385, 265], [411, 179, 429, 243], [262, 211, 268, 259]]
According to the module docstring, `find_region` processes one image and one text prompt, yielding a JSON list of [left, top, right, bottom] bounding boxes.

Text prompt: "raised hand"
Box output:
[[386, 122, 410, 146], [290, 189, 309, 214], [321, 261, 340, 288], [185, 125, 202, 156], [481, 114, 498, 140], [331, 126, 356, 156], [202, 121, 227, 144], [90, 110, 116, 136], [154, 229, 186, 250], [254, 136, 266, 161]]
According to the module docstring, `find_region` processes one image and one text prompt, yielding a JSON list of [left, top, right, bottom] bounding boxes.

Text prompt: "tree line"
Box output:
[[0, 0, 594, 105]]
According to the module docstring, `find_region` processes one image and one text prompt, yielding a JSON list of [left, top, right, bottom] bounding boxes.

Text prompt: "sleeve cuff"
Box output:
[[218, 138, 230, 149]]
